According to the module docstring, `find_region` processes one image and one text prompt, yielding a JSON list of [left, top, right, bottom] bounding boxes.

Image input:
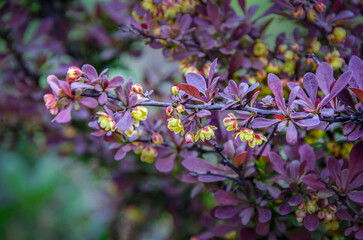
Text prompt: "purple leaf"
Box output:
[[108, 76, 124, 88], [98, 92, 108, 105], [293, 117, 320, 127], [240, 207, 254, 225], [319, 71, 352, 109], [208, 58, 218, 86], [288, 194, 302, 206], [278, 201, 292, 215], [207, 2, 220, 28], [155, 153, 176, 173], [114, 148, 126, 160], [332, 10, 354, 22], [288, 86, 300, 108], [251, 118, 280, 128], [303, 73, 318, 105], [286, 121, 297, 145], [70, 82, 94, 90], [81, 64, 98, 82], [213, 190, 245, 205], [177, 172, 198, 183], [302, 174, 326, 190], [52, 103, 74, 123], [348, 141, 363, 183], [247, 5, 259, 21], [269, 152, 287, 177], [349, 172, 363, 192], [58, 81, 73, 98], [116, 110, 133, 131], [349, 56, 363, 89], [47, 75, 61, 95], [348, 191, 363, 204], [182, 158, 229, 174], [214, 206, 242, 219], [336, 209, 353, 221], [79, 97, 98, 108], [304, 214, 319, 232], [255, 221, 270, 236], [179, 14, 192, 33], [268, 74, 286, 114], [196, 110, 211, 118], [257, 207, 271, 223], [348, 128, 363, 141], [186, 72, 207, 93], [316, 62, 333, 95], [198, 175, 226, 182], [299, 145, 317, 173], [327, 157, 340, 181]]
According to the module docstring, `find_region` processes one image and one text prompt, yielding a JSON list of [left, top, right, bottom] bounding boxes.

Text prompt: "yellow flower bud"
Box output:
[[333, 27, 346, 43], [165, 106, 174, 116], [151, 133, 163, 145], [171, 86, 180, 96], [293, 6, 304, 18], [253, 40, 268, 57], [266, 61, 280, 74], [67, 66, 82, 82], [307, 9, 317, 22], [132, 83, 143, 94], [141, 145, 158, 163], [176, 104, 185, 113]]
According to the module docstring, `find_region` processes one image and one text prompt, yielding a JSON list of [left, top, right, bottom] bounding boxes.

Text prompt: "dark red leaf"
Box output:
[[178, 83, 208, 102]]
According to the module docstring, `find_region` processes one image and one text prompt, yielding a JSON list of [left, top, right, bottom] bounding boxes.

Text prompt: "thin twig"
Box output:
[[214, 143, 245, 184], [256, 123, 278, 160], [191, 170, 244, 185]]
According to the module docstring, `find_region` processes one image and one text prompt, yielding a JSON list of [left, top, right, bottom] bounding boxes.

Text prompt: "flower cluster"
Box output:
[[38, 0, 363, 239]]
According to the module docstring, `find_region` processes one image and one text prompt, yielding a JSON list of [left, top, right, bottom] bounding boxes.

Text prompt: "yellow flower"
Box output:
[[97, 111, 117, 132], [167, 116, 184, 135], [124, 126, 136, 137], [253, 40, 268, 57], [132, 106, 148, 127], [234, 128, 254, 142], [333, 27, 346, 43], [195, 125, 217, 142], [141, 145, 158, 163], [248, 133, 267, 148], [266, 61, 280, 74], [325, 50, 344, 70], [223, 113, 239, 131]]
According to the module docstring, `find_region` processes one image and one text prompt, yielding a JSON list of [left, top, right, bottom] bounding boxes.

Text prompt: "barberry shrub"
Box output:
[[42, 0, 363, 239]]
